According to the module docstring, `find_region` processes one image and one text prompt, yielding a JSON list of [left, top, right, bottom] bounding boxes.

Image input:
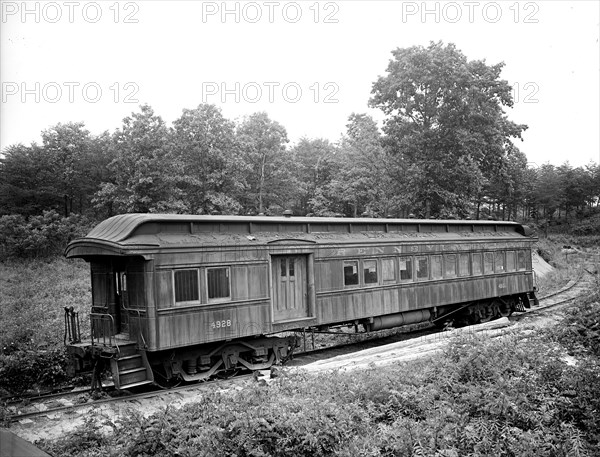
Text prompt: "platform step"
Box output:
[[117, 354, 143, 371], [109, 347, 154, 391], [118, 367, 148, 386], [117, 342, 138, 357]]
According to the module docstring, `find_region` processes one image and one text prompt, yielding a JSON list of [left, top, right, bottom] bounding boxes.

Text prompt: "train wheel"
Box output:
[[153, 365, 181, 389], [216, 368, 241, 379], [479, 303, 494, 323], [467, 312, 481, 326], [496, 299, 512, 318]]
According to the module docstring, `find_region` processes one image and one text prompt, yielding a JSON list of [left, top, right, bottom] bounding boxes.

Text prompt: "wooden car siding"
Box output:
[[315, 240, 533, 261], [154, 263, 269, 309], [231, 264, 269, 300], [141, 261, 157, 350], [315, 273, 532, 324], [153, 249, 269, 268], [156, 301, 271, 349], [144, 240, 534, 351]]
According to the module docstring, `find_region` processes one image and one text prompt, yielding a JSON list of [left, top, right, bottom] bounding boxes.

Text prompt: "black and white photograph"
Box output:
[[1, 1, 599, 455]]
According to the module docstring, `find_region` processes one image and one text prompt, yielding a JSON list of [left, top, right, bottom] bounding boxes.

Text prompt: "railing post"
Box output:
[[90, 312, 116, 349], [64, 307, 69, 344], [71, 308, 80, 343], [75, 312, 81, 343], [64, 306, 81, 344]]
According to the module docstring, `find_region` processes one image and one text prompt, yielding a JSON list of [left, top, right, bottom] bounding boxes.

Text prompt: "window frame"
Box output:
[[206, 266, 231, 303], [363, 259, 379, 285], [431, 255, 443, 280], [399, 256, 413, 282], [444, 253, 457, 278], [343, 260, 360, 287], [506, 250, 516, 272], [381, 257, 396, 283], [494, 251, 506, 273], [517, 250, 527, 270], [458, 252, 470, 277], [483, 251, 495, 275], [173, 268, 200, 305], [416, 256, 429, 281], [280, 257, 296, 278], [472, 252, 483, 276]]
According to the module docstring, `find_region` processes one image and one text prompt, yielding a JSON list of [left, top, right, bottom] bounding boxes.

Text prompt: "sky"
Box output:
[[1, 0, 599, 167]]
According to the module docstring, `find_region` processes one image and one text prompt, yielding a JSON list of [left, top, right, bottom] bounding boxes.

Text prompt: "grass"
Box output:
[[0, 257, 90, 394], [0, 257, 91, 351], [535, 235, 600, 295]]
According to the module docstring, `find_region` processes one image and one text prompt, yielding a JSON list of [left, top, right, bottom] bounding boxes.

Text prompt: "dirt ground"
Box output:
[[532, 250, 554, 277]]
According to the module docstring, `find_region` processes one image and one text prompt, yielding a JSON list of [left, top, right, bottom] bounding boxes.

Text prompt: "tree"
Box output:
[[170, 104, 242, 214], [584, 162, 600, 208], [93, 105, 182, 215], [40, 122, 112, 216], [370, 41, 527, 218], [288, 138, 339, 216], [0, 143, 58, 216], [481, 148, 528, 220], [532, 164, 562, 219], [236, 113, 290, 214], [0, 123, 111, 217], [558, 163, 596, 219], [333, 114, 397, 217]]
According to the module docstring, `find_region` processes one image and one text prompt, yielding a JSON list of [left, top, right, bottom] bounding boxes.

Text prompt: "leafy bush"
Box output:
[[549, 294, 600, 357], [0, 210, 93, 260], [0, 348, 69, 394], [571, 214, 600, 236], [39, 417, 114, 457]]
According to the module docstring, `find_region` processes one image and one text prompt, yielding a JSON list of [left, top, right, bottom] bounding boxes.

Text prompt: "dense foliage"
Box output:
[[38, 308, 600, 456], [1, 42, 597, 230], [0, 210, 92, 260], [370, 42, 527, 218], [550, 293, 600, 358]]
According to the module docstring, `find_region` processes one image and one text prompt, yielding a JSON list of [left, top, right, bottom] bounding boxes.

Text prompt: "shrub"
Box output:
[[0, 210, 93, 260], [38, 325, 600, 456], [571, 214, 600, 236], [37, 417, 114, 457], [0, 348, 69, 394], [549, 295, 600, 357]]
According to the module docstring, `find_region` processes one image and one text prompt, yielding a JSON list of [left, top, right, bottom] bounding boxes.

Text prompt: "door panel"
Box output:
[[272, 255, 308, 322]]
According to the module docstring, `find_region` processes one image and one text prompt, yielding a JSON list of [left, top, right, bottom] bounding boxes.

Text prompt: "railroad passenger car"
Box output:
[[64, 214, 538, 390]]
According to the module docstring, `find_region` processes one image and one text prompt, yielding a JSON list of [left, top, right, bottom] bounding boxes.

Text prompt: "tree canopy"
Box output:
[[370, 41, 528, 218], [1, 42, 598, 229]]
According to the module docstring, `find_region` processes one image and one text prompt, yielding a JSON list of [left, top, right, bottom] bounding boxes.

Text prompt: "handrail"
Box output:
[[90, 312, 116, 349], [64, 306, 81, 344], [121, 306, 148, 349]]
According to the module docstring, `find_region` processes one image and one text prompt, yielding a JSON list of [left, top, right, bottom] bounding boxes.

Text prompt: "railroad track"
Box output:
[[518, 269, 595, 317], [2, 386, 90, 407], [6, 269, 595, 425], [6, 327, 429, 424], [5, 373, 255, 424]]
